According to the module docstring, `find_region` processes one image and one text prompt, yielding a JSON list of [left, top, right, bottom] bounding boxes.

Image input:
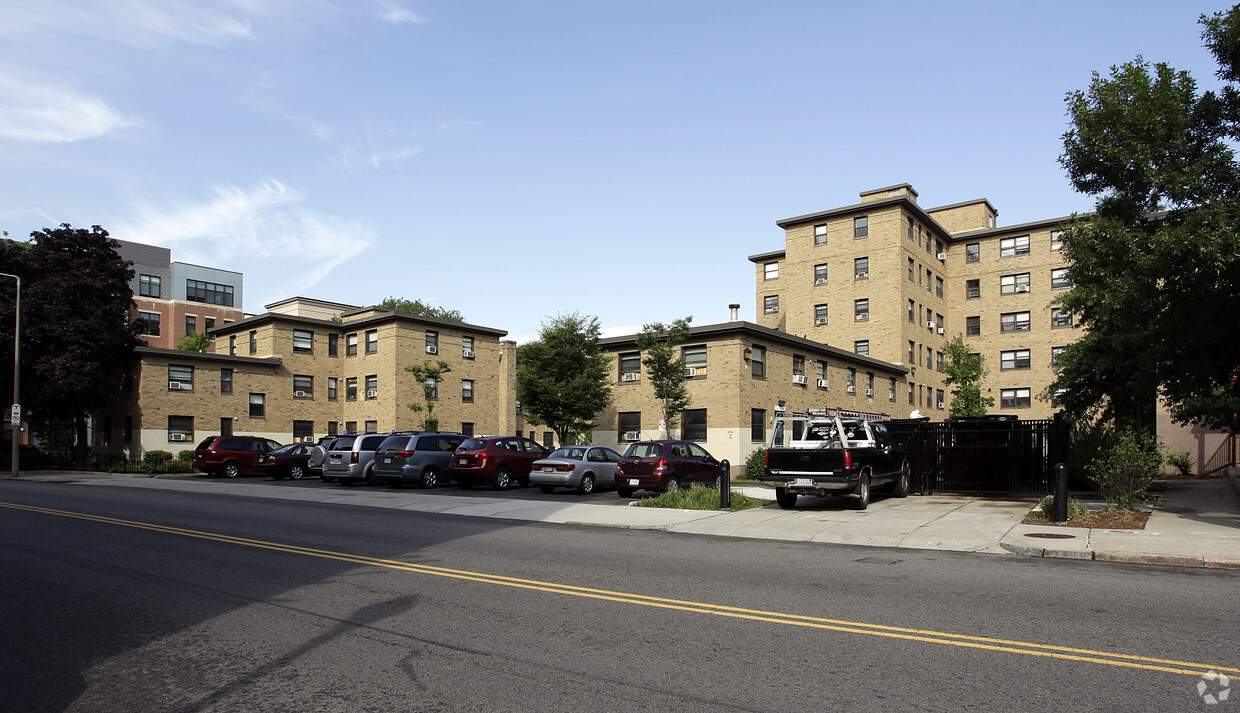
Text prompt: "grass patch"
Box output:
[[631, 484, 767, 512]]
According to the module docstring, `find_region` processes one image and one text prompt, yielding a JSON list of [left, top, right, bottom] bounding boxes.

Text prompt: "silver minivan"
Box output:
[[322, 432, 392, 485], [371, 432, 466, 488]]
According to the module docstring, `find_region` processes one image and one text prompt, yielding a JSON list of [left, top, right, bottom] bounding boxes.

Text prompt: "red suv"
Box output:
[[615, 440, 725, 497], [449, 436, 550, 489], [193, 435, 282, 478]]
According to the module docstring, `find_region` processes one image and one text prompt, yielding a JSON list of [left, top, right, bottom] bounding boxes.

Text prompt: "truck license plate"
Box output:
[[794, 478, 814, 487]]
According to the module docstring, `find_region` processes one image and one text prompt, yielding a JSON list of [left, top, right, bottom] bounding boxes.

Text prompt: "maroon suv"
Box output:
[[615, 440, 725, 497], [193, 435, 282, 478], [449, 436, 550, 489]]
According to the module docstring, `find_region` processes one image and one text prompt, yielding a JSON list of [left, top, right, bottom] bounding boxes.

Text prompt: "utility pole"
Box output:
[[1, 271, 19, 478]]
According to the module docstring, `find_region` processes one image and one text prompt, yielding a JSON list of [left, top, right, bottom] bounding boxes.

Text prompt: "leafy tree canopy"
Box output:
[[1052, 6, 1240, 431], [942, 334, 993, 417], [635, 317, 693, 435], [380, 297, 465, 323], [405, 360, 451, 431], [514, 313, 612, 446], [176, 332, 211, 352]]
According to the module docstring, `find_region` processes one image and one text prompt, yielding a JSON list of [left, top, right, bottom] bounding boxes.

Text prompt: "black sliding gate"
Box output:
[[885, 415, 1067, 496]]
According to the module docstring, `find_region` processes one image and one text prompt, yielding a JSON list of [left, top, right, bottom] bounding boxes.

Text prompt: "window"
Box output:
[[1052, 346, 1067, 365], [763, 295, 779, 314], [866, 372, 875, 394], [967, 315, 981, 336], [908, 340, 916, 363], [751, 409, 765, 442], [854, 298, 869, 321], [764, 261, 779, 280], [249, 393, 265, 419], [854, 257, 868, 279], [907, 299, 915, 323], [365, 420, 378, 433], [139, 274, 161, 298], [936, 313, 944, 332], [619, 352, 641, 381], [936, 351, 944, 372], [908, 257, 915, 281], [249, 330, 257, 354], [750, 345, 766, 378], [424, 377, 438, 400], [966, 279, 981, 299], [814, 304, 829, 326], [936, 240, 944, 257], [966, 242, 980, 262], [926, 269, 933, 291], [185, 315, 196, 335], [1052, 309, 1073, 328], [814, 224, 828, 245], [186, 279, 234, 306], [168, 364, 194, 390], [618, 412, 641, 441], [1001, 388, 1032, 408], [909, 383, 915, 405], [462, 379, 474, 402], [846, 367, 857, 390], [366, 329, 378, 354], [293, 329, 313, 353], [1052, 268, 1072, 289], [327, 422, 339, 437], [425, 330, 439, 353], [346, 377, 358, 401], [1051, 229, 1064, 251], [682, 409, 707, 441], [462, 422, 475, 438], [220, 368, 232, 394], [137, 311, 161, 336], [907, 216, 915, 239], [936, 276, 944, 298], [855, 340, 869, 356], [854, 216, 868, 238], [792, 355, 805, 377], [328, 377, 338, 401], [168, 415, 193, 442], [816, 361, 827, 383], [1001, 311, 1031, 332], [889, 377, 897, 401], [936, 389, 945, 409], [293, 421, 314, 442], [683, 345, 707, 375], [346, 333, 358, 356], [228, 334, 236, 355], [1052, 389, 1067, 407], [365, 375, 378, 399], [293, 374, 313, 398], [1000, 273, 1031, 295], [463, 336, 475, 359], [814, 263, 828, 285], [1000, 235, 1031, 258], [1001, 350, 1031, 371], [328, 333, 339, 357], [925, 230, 933, 252]]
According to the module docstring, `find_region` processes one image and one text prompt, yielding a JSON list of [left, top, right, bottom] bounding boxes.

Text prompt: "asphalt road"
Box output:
[[0, 480, 1236, 712]]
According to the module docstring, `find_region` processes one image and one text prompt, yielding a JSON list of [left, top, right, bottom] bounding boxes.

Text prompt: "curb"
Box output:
[[1000, 541, 1240, 569]]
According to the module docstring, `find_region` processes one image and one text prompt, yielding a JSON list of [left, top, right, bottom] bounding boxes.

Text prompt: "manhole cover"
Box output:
[[1024, 532, 1077, 540]]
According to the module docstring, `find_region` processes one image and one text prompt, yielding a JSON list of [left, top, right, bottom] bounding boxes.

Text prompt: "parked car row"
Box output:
[[194, 433, 729, 498]]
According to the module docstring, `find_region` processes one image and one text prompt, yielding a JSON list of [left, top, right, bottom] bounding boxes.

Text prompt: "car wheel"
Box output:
[[853, 474, 871, 511], [664, 476, 681, 493], [617, 487, 635, 498], [577, 474, 595, 495], [538, 484, 555, 494], [775, 488, 797, 509], [364, 466, 378, 486], [223, 462, 241, 479], [492, 467, 512, 490], [893, 462, 910, 498], [289, 465, 306, 480], [421, 467, 439, 489]]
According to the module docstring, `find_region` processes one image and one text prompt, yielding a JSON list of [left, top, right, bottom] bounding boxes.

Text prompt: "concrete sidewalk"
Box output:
[[3, 470, 1239, 569]]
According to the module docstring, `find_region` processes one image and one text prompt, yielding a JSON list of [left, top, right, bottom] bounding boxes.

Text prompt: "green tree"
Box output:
[[0, 225, 138, 462], [381, 297, 465, 323], [942, 335, 993, 417], [405, 360, 451, 431], [635, 317, 693, 436], [1053, 6, 1240, 432], [176, 332, 211, 352], [515, 313, 612, 446]]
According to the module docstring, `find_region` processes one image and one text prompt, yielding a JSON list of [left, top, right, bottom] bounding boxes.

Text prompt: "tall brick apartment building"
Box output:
[[752, 183, 1075, 420], [115, 239, 245, 348]]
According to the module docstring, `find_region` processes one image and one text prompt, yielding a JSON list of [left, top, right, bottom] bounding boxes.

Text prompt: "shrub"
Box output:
[[741, 447, 766, 482], [1037, 494, 1088, 520], [1066, 418, 1116, 491], [632, 484, 766, 512], [143, 450, 174, 465], [1088, 428, 1163, 510], [177, 449, 195, 462], [1164, 450, 1193, 477]]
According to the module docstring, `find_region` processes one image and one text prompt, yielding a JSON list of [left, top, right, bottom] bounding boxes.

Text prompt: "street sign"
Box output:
[[10, 403, 19, 427]]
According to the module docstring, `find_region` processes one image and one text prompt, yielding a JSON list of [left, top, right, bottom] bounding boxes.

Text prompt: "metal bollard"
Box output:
[[1052, 462, 1068, 524], [720, 460, 731, 509]]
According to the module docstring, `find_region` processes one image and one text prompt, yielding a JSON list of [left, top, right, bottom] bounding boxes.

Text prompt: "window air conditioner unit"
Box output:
[[169, 381, 182, 390], [623, 431, 641, 441], [865, 388, 874, 397], [684, 367, 697, 377], [764, 306, 778, 314], [815, 278, 827, 285], [170, 433, 186, 441], [937, 253, 947, 261], [855, 313, 868, 321], [817, 379, 829, 388], [366, 389, 377, 398], [622, 372, 638, 382], [937, 327, 945, 335], [938, 402, 945, 409], [426, 345, 438, 354], [462, 349, 474, 358], [792, 374, 808, 385], [815, 317, 829, 326], [847, 385, 856, 393], [294, 390, 307, 397], [855, 271, 868, 279], [1015, 285, 1030, 293], [927, 320, 935, 328]]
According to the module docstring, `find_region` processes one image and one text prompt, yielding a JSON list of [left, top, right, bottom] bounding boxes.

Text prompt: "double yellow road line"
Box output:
[[3, 500, 1234, 678]]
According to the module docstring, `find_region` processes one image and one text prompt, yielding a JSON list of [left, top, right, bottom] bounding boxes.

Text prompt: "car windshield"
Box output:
[[549, 447, 586, 461], [332, 435, 358, 450], [625, 443, 663, 459], [459, 439, 487, 450]]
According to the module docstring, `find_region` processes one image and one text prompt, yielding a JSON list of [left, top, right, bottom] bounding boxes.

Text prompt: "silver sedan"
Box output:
[[529, 446, 623, 494]]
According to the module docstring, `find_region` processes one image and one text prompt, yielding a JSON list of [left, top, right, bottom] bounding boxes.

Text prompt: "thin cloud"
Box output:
[[1, 0, 257, 48], [0, 73, 137, 142], [375, 1, 425, 25]]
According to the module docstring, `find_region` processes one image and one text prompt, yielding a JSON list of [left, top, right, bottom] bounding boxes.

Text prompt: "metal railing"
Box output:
[[1202, 433, 1237, 476]]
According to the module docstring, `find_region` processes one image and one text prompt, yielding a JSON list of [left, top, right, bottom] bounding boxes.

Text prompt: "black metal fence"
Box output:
[[886, 415, 1067, 496]]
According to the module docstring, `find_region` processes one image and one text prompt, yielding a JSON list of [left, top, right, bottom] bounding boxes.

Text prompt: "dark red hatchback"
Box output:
[[449, 436, 550, 489], [615, 440, 725, 497]]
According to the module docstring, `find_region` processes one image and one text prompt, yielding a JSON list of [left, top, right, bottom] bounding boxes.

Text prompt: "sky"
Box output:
[[0, 1, 1231, 344]]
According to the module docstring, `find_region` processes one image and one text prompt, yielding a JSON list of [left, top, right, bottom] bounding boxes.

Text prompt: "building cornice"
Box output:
[[135, 346, 283, 367]]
